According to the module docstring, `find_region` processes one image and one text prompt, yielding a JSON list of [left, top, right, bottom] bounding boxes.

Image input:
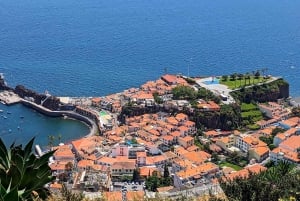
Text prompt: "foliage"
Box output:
[[271, 127, 286, 136], [240, 103, 257, 112], [226, 151, 247, 167], [247, 124, 260, 130], [0, 138, 55, 201], [259, 136, 275, 150], [145, 169, 172, 192], [58, 183, 84, 201], [230, 78, 288, 103], [172, 85, 197, 100], [219, 162, 242, 171], [220, 74, 268, 89], [184, 77, 196, 84], [153, 92, 163, 104], [132, 168, 140, 182], [219, 161, 300, 201], [197, 88, 221, 104]]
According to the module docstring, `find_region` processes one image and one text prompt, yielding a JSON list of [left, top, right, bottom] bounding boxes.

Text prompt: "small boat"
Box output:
[[6, 111, 11, 114], [0, 110, 3, 113], [17, 126, 20, 130], [8, 129, 12, 132], [3, 116, 7, 119]]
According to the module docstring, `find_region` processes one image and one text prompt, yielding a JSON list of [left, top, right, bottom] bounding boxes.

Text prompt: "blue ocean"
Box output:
[[0, 0, 300, 145]]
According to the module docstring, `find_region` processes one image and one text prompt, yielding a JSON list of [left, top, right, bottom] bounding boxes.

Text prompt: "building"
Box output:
[[270, 135, 300, 165], [173, 162, 219, 187], [178, 136, 194, 149], [111, 160, 136, 181]]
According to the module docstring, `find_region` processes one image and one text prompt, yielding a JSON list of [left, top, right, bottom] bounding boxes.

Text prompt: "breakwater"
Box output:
[[0, 75, 99, 137], [21, 99, 98, 136]]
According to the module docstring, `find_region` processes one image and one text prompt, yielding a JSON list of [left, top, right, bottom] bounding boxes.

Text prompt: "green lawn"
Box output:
[[241, 103, 257, 112], [220, 76, 270, 89], [219, 162, 243, 171]]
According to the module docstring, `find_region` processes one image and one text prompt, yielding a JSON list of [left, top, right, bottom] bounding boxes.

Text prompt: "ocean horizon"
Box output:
[[0, 0, 299, 145]]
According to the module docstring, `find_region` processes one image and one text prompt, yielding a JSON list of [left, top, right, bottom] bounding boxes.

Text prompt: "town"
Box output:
[[1, 72, 298, 200]]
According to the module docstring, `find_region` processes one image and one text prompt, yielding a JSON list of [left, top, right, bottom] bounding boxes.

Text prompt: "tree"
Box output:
[[153, 92, 163, 104], [132, 168, 140, 182], [59, 183, 84, 201], [221, 75, 228, 81], [254, 70, 260, 79], [219, 161, 300, 201], [0, 138, 55, 201], [163, 164, 169, 178]]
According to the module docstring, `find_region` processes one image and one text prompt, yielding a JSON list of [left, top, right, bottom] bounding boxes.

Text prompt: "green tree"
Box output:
[[172, 85, 197, 100], [153, 92, 163, 104], [0, 138, 55, 201], [132, 168, 140, 182], [221, 75, 228, 81], [163, 164, 169, 178]]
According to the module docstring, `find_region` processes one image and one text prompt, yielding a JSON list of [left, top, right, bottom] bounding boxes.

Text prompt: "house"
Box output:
[[173, 162, 219, 187], [111, 160, 136, 181], [224, 164, 267, 181], [182, 151, 211, 165], [136, 151, 147, 166], [270, 135, 300, 165], [111, 143, 129, 157], [235, 135, 267, 153], [162, 135, 175, 146], [215, 135, 235, 152], [178, 136, 194, 149], [161, 74, 187, 86], [77, 159, 94, 171], [248, 146, 270, 163], [52, 144, 75, 162], [139, 166, 158, 180]]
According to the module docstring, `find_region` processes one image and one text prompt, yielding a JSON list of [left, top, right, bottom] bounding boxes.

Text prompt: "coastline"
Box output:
[[20, 99, 98, 137]]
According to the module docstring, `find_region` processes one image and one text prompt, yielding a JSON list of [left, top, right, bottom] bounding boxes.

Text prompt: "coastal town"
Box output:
[[0, 72, 299, 200]]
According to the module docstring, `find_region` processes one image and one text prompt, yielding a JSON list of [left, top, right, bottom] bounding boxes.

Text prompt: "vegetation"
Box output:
[[218, 162, 300, 201], [0, 138, 55, 201], [230, 78, 289, 103], [219, 162, 243, 171], [145, 165, 172, 192], [240, 103, 263, 129], [226, 151, 248, 167], [184, 77, 196, 84], [132, 168, 140, 182], [153, 92, 163, 104], [172, 85, 197, 100], [220, 73, 269, 89]]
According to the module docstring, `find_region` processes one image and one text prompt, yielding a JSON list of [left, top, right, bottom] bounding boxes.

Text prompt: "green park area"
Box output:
[[220, 74, 271, 89], [219, 162, 243, 171], [241, 103, 263, 130]]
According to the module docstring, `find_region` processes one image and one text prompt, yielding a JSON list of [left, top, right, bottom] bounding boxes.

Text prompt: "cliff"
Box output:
[[14, 85, 60, 110]]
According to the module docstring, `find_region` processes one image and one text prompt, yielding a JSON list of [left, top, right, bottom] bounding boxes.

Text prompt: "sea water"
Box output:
[[0, 0, 299, 145]]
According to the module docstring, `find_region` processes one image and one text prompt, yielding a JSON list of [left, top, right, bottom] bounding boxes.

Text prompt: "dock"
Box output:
[[0, 91, 22, 105]]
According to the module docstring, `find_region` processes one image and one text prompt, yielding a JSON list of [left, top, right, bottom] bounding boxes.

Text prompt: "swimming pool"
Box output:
[[203, 79, 220, 85]]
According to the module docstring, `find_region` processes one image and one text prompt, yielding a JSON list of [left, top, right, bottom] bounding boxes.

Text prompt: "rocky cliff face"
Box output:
[[0, 77, 13, 90], [14, 85, 60, 110]]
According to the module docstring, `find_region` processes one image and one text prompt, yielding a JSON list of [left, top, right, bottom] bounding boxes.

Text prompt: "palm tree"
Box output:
[[0, 138, 55, 200]]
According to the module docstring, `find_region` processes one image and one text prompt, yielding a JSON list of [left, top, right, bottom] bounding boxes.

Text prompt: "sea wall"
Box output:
[[15, 85, 60, 110], [21, 100, 98, 136]]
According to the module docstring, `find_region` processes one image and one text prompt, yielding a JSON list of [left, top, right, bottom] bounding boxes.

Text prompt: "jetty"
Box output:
[[0, 91, 22, 105]]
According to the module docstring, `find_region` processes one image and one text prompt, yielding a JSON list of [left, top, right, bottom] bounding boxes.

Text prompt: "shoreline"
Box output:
[[20, 99, 98, 137]]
